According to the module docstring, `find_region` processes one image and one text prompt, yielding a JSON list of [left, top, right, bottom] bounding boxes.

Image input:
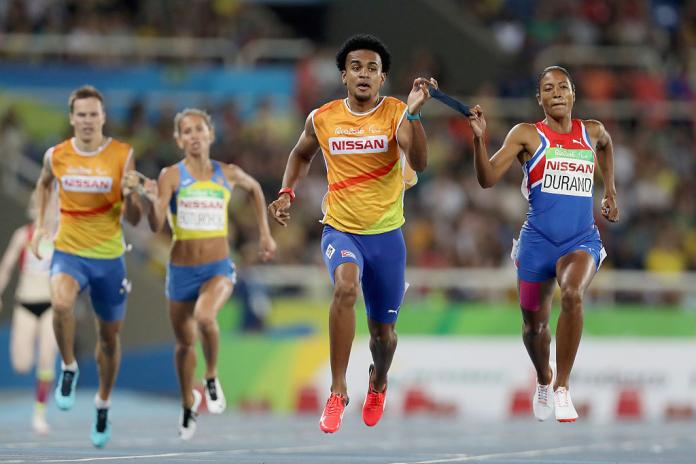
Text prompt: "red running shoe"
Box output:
[[319, 393, 348, 433], [362, 365, 387, 427]]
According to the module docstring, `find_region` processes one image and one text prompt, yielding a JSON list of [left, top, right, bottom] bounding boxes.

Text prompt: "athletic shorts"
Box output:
[[50, 250, 129, 322], [512, 224, 606, 282], [321, 225, 407, 324], [166, 258, 236, 302]]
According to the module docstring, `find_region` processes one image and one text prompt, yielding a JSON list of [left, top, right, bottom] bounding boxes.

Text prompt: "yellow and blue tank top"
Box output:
[[167, 160, 232, 241]]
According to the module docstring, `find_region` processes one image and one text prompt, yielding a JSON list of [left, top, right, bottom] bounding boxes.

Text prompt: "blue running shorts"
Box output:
[[512, 224, 606, 282], [50, 250, 129, 322], [321, 225, 407, 324], [166, 258, 236, 302]]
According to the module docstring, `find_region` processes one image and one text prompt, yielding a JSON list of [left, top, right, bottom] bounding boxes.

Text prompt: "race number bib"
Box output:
[[541, 148, 594, 197], [176, 188, 226, 231]]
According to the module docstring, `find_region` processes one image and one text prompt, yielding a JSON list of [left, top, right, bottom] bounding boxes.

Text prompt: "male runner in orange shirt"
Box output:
[[269, 34, 436, 433], [32, 85, 143, 447]]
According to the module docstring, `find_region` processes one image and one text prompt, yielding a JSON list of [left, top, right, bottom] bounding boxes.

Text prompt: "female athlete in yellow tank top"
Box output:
[[128, 108, 276, 440]]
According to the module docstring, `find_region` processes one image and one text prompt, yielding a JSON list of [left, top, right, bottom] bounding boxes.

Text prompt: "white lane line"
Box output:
[[3, 443, 344, 463], [33, 452, 218, 463], [389, 438, 655, 464]]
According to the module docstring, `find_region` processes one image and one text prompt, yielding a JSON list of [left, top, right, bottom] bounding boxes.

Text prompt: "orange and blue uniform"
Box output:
[[313, 97, 412, 323], [47, 137, 132, 321], [314, 96, 415, 234]]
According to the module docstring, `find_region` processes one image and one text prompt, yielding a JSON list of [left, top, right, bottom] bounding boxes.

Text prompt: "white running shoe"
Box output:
[[554, 386, 578, 422], [532, 362, 555, 421], [32, 408, 50, 435], [204, 377, 226, 414], [179, 389, 202, 440]]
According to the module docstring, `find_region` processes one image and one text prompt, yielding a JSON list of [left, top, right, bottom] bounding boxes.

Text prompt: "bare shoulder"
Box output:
[[159, 164, 180, 184], [9, 225, 28, 247], [304, 110, 318, 135], [511, 122, 537, 133], [582, 119, 609, 143], [507, 122, 539, 144], [220, 162, 241, 176], [582, 118, 603, 128], [14, 224, 29, 239], [582, 118, 605, 133]]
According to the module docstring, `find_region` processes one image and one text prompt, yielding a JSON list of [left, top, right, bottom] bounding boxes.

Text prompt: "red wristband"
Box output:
[[278, 187, 295, 203]]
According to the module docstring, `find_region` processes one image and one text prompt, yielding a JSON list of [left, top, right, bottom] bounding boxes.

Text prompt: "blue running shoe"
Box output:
[[54, 368, 79, 411], [91, 408, 111, 448]]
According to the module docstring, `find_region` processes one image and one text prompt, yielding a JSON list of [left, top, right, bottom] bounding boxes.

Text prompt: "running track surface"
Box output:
[[0, 390, 693, 463]]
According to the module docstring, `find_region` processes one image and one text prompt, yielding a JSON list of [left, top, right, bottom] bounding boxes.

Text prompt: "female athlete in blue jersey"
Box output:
[[468, 66, 619, 423]]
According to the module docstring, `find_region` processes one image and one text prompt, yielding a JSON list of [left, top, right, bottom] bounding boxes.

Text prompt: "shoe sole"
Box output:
[[320, 415, 343, 433], [55, 399, 74, 411], [557, 417, 577, 423], [91, 435, 110, 448], [91, 428, 111, 448]]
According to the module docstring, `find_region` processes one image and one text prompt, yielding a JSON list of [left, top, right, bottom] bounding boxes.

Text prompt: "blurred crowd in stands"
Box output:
[[0, 0, 287, 43], [1, 0, 695, 276]]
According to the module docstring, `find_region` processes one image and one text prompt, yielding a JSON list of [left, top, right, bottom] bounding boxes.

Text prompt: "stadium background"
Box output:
[[0, 0, 695, 424]]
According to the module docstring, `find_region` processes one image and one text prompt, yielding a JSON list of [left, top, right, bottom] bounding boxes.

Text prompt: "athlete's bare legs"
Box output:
[[169, 300, 198, 409], [50, 274, 80, 365], [329, 262, 359, 397], [554, 250, 596, 389], [520, 278, 555, 385], [94, 318, 123, 401], [366, 319, 396, 392], [195, 276, 233, 380]]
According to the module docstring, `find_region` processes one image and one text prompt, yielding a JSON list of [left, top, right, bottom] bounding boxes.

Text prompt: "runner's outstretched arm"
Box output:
[[122, 156, 143, 226], [468, 106, 533, 188], [225, 164, 277, 261], [30, 155, 55, 259], [396, 77, 437, 172], [586, 120, 619, 223], [268, 114, 320, 226]]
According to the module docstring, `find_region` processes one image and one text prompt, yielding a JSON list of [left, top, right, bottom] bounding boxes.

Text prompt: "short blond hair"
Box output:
[[173, 108, 215, 138], [69, 85, 104, 113]]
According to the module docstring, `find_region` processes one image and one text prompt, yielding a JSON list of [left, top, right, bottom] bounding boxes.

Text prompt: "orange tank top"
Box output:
[[48, 137, 132, 258], [312, 96, 410, 234]]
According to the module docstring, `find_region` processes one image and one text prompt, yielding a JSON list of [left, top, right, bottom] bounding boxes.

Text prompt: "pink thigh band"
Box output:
[[519, 280, 541, 312]]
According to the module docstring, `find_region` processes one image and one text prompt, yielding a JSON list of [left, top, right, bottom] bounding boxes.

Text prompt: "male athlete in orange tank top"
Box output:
[[31, 85, 144, 448], [269, 34, 437, 434]]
